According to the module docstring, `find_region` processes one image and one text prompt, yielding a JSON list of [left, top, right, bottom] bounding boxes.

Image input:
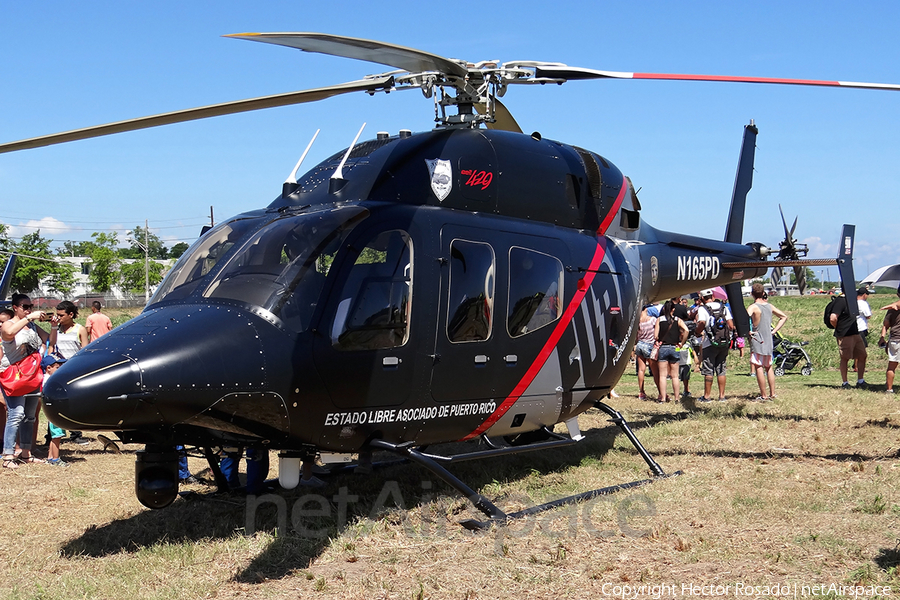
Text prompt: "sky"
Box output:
[[1, 1, 898, 284]]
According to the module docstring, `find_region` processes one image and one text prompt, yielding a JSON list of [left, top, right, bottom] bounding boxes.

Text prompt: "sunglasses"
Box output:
[[19, 304, 33, 311]]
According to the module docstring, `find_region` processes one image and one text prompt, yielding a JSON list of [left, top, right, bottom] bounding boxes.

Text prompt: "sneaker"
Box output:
[[841, 382, 851, 389], [638, 392, 647, 401], [682, 390, 692, 398], [887, 389, 895, 394], [70, 437, 90, 446], [717, 397, 727, 402], [754, 396, 770, 403], [47, 458, 69, 467], [857, 380, 868, 390], [697, 396, 713, 403], [299, 475, 325, 488], [609, 389, 620, 398]]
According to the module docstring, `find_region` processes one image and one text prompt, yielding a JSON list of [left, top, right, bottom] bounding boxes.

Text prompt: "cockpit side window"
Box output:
[[446, 239, 494, 343], [330, 230, 413, 351], [151, 217, 260, 304], [507, 247, 563, 337], [199, 208, 367, 331]]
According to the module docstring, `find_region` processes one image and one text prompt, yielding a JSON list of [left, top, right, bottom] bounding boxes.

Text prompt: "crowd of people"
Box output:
[[634, 282, 900, 404], [0, 296, 112, 469]]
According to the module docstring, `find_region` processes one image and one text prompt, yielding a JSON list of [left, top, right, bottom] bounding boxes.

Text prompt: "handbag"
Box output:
[[649, 340, 662, 361], [0, 352, 44, 397]]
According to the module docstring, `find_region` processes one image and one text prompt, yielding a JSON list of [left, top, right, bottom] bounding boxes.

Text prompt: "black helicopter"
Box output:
[[0, 33, 870, 526]]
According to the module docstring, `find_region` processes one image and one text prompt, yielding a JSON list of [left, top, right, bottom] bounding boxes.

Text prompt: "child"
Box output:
[[41, 354, 69, 467], [678, 341, 695, 398]]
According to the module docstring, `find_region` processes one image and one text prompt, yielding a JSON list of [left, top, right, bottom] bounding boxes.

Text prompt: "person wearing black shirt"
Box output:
[[829, 295, 867, 388]]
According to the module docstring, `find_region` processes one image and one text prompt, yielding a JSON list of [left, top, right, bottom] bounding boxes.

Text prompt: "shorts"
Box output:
[[838, 334, 867, 362], [635, 340, 653, 359], [48, 421, 65, 439], [679, 363, 691, 382], [887, 339, 900, 363], [701, 344, 729, 377], [750, 353, 772, 368], [657, 344, 679, 363]]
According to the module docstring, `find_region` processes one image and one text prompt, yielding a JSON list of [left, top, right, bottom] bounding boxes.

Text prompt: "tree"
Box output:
[[170, 242, 190, 259], [88, 232, 122, 293], [120, 260, 167, 294], [57, 240, 98, 257], [11, 230, 76, 295], [120, 225, 168, 260]]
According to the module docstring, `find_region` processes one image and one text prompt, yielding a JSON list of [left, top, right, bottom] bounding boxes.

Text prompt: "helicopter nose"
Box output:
[[43, 354, 150, 430], [42, 304, 273, 434]]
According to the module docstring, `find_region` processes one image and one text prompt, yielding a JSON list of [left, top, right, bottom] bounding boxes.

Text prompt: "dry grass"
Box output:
[[3, 296, 900, 599]]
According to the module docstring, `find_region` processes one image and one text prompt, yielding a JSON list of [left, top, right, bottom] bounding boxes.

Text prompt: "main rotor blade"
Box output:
[[228, 32, 470, 79], [530, 65, 900, 91], [474, 99, 523, 133], [0, 76, 393, 154]]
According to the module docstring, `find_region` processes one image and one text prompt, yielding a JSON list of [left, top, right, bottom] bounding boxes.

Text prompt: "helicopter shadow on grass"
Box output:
[[57, 416, 637, 582]]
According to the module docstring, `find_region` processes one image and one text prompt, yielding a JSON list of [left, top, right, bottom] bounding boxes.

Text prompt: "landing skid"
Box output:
[[369, 402, 679, 530]]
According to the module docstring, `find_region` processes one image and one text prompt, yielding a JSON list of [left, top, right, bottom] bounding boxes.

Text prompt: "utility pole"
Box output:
[[129, 221, 151, 305], [144, 219, 150, 305]]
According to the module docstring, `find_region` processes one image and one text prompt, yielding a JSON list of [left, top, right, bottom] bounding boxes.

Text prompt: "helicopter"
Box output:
[[0, 33, 871, 528]]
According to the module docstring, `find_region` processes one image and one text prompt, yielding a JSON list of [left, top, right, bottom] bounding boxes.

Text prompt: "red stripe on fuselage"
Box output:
[[598, 175, 629, 235], [460, 238, 609, 441]]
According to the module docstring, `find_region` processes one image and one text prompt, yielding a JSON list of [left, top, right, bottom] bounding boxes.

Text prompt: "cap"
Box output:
[[700, 288, 715, 298], [41, 354, 67, 369], [857, 286, 871, 296]]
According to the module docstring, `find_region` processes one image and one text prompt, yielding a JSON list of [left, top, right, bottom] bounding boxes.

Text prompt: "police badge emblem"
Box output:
[[650, 256, 659, 286], [426, 158, 452, 202]]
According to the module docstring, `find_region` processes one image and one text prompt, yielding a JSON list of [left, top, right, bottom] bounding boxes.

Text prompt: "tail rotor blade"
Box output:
[[793, 265, 807, 295]]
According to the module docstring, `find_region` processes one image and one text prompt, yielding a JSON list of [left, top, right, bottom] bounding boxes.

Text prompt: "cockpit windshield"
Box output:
[[150, 206, 369, 331]]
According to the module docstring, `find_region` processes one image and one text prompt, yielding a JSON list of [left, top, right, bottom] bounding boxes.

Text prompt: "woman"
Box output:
[[634, 305, 657, 400], [1, 294, 52, 469], [654, 300, 689, 402]]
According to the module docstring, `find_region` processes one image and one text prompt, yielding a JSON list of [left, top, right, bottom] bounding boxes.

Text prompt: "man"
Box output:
[[851, 287, 873, 373], [746, 283, 788, 401], [694, 289, 734, 402], [85, 301, 112, 343], [829, 292, 867, 388]]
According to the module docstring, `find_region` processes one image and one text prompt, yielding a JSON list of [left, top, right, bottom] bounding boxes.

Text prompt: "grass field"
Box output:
[[3, 295, 900, 599]]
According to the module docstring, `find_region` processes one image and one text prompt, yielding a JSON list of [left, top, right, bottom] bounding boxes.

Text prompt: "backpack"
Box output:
[[823, 297, 838, 329], [706, 303, 730, 347]]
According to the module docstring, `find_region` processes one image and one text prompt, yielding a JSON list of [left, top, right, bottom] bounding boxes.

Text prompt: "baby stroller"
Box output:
[[771, 332, 813, 376]]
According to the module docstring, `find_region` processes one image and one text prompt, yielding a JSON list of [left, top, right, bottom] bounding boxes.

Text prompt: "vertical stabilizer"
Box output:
[[724, 121, 757, 244], [723, 121, 758, 336], [837, 225, 858, 317]]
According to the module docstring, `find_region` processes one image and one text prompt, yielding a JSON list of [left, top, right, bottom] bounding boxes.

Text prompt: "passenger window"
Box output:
[[331, 230, 412, 351], [447, 240, 494, 343], [507, 247, 563, 337]]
